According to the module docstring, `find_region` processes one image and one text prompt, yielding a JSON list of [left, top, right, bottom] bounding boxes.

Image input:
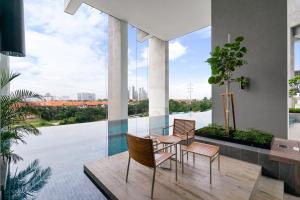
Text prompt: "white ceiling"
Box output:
[[65, 0, 211, 41]]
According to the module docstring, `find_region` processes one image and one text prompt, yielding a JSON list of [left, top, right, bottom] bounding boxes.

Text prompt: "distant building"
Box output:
[[138, 87, 147, 100], [44, 93, 56, 101], [128, 86, 147, 100], [59, 96, 70, 100], [77, 92, 96, 101]]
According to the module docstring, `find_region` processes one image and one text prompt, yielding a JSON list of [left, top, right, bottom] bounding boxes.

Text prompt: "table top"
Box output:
[[157, 135, 182, 144]]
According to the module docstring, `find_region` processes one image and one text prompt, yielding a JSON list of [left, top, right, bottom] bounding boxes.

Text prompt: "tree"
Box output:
[[207, 36, 248, 133], [0, 70, 42, 163], [4, 159, 51, 200], [289, 75, 300, 108]]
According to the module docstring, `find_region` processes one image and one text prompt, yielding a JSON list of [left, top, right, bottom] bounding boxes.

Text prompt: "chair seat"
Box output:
[[182, 142, 220, 157], [155, 152, 174, 166]]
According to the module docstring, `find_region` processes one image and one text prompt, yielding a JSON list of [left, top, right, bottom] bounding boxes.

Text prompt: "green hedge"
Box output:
[[195, 124, 273, 149], [289, 108, 300, 113]]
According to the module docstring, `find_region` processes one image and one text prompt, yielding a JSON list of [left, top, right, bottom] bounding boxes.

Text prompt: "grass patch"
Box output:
[[289, 108, 300, 113], [28, 119, 59, 127], [195, 124, 273, 149]]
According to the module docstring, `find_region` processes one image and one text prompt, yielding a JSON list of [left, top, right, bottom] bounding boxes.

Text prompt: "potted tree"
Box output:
[[206, 36, 248, 134]]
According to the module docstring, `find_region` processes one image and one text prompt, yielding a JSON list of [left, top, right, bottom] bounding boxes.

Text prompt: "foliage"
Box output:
[[289, 108, 300, 113], [128, 100, 149, 116], [233, 129, 273, 145], [36, 106, 107, 125], [34, 98, 212, 126], [195, 124, 273, 148], [0, 70, 42, 163], [289, 75, 300, 97], [4, 159, 51, 200], [207, 36, 248, 86], [169, 98, 212, 113]]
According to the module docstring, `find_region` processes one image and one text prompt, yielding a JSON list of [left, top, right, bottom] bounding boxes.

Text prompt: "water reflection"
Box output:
[[108, 120, 128, 156], [4, 160, 51, 200], [107, 115, 170, 156]]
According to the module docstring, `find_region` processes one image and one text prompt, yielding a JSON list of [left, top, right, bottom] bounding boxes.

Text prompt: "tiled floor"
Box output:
[[285, 193, 300, 200]]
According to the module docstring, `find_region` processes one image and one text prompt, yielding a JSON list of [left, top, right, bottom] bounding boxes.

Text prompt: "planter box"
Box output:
[[195, 136, 300, 197], [198, 132, 273, 150]]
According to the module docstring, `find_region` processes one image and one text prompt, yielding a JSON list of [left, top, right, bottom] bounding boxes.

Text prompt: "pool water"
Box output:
[[10, 111, 211, 200]]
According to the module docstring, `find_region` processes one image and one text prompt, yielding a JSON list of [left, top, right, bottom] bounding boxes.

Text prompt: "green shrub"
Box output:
[[289, 108, 300, 113], [196, 125, 273, 148], [233, 129, 273, 145]]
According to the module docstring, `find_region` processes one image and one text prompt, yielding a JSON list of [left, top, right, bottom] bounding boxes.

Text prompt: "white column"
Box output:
[[108, 16, 128, 121], [0, 54, 10, 96], [148, 37, 169, 117]]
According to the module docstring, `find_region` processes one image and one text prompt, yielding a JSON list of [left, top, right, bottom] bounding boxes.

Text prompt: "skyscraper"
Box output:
[[77, 92, 96, 101]]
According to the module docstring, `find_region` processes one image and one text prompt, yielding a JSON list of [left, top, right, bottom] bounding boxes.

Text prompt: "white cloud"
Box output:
[[10, 0, 108, 99], [169, 41, 187, 61]]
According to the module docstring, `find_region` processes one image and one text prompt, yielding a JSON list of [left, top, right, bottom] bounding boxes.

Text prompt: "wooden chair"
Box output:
[[162, 119, 196, 161], [126, 133, 177, 199]]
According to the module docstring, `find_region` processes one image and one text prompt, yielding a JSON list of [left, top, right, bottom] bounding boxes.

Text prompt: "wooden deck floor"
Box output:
[[84, 152, 262, 200]]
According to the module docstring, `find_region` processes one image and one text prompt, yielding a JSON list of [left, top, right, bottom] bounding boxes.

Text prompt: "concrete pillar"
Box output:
[[0, 54, 10, 96], [108, 16, 128, 121], [148, 37, 169, 117]]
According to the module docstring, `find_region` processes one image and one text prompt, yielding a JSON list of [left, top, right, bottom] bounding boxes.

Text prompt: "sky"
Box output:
[[10, 0, 212, 100]]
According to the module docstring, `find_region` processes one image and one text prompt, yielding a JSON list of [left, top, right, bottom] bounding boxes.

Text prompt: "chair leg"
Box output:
[[179, 144, 182, 163], [126, 156, 130, 182], [181, 150, 184, 174], [151, 167, 156, 199], [175, 144, 177, 181], [193, 153, 195, 165], [218, 154, 220, 171], [209, 158, 212, 184], [126, 157, 131, 182]]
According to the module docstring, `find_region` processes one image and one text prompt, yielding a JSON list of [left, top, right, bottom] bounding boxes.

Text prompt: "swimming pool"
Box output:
[[10, 111, 211, 200]]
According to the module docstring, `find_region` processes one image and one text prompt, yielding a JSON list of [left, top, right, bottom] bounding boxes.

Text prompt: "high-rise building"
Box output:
[[138, 87, 147, 100], [128, 86, 147, 100], [77, 92, 96, 101]]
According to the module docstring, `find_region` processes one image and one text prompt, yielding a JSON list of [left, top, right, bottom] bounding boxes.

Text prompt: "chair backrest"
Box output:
[[173, 119, 196, 138], [126, 133, 155, 168]]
